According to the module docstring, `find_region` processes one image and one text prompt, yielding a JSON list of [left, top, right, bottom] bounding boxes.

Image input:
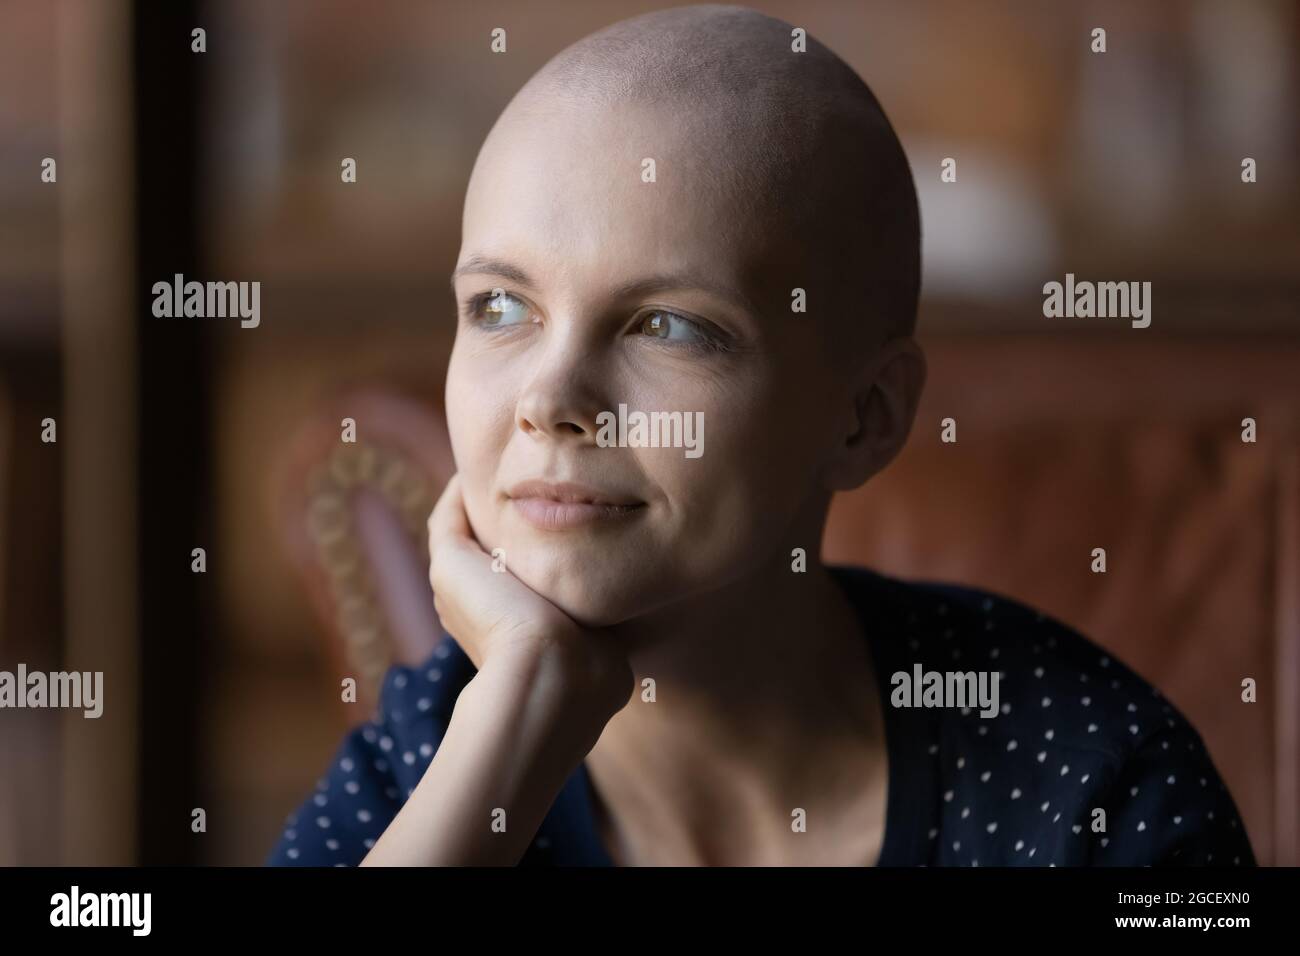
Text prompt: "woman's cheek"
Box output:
[[659, 460, 754, 564], [442, 411, 496, 548]]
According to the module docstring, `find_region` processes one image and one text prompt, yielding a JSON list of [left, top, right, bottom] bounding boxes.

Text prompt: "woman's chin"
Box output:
[[508, 563, 646, 630], [531, 579, 638, 629]]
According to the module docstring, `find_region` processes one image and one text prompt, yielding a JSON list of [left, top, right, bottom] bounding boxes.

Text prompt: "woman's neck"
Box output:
[[585, 558, 890, 866]]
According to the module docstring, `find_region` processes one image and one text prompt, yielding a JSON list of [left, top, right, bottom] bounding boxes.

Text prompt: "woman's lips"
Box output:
[[510, 497, 646, 531], [505, 480, 647, 530]]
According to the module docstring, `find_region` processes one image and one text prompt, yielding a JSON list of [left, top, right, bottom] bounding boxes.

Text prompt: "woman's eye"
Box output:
[[471, 290, 532, 327], [639, 310, 707, 345]]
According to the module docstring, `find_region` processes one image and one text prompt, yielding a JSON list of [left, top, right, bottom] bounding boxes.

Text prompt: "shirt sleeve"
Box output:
[[264, 717, 406, 867], [1089, 719, 1257, 867], [265, 652, 457, 866]]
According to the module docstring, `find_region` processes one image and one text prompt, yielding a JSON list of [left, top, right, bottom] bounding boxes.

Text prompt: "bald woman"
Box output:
[[269, 5, 1252, 869]]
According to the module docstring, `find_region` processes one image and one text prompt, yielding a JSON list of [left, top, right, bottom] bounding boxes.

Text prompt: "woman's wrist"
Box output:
[[463, 639, 631, 750]]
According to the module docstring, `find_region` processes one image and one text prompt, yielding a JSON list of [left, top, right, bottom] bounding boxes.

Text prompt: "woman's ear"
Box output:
[[822, 335, 927, 492]]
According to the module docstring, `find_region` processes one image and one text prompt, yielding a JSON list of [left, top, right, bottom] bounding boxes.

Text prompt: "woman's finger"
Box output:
[[428, 473, 471, 548]]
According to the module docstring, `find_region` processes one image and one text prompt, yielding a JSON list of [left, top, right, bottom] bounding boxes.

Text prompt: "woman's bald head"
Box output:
[[501, 4, 921, 357]]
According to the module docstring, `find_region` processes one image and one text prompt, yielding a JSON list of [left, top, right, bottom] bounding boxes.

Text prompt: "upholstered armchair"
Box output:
[[272, 389, 455, 713]]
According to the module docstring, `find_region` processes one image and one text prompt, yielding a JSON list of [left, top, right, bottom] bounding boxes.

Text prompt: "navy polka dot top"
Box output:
[[266, 564, 1257, 867]]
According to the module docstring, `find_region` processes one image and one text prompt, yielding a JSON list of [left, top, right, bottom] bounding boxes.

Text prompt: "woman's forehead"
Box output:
[[462, 111, 797, 295]]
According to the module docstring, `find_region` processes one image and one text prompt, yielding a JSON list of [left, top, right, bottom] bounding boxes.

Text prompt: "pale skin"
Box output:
[[361, 82, 925, 867]]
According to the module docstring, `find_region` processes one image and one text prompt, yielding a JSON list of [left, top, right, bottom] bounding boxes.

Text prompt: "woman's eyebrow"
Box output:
[[450, 255, 760, 318], [449, 254, 535, 294], [608, 272, 761, 318]]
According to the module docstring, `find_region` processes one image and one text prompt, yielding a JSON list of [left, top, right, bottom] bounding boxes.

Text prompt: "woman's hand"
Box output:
[[427, 473, 634, 719], [360, 474, 632, 866]]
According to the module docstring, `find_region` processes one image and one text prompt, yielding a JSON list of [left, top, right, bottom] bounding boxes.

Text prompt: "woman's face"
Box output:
[[444, 99, 847, 627]]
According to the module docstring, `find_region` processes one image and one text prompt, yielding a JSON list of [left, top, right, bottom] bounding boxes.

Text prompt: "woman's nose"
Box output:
[[513, 337, 608, 444]]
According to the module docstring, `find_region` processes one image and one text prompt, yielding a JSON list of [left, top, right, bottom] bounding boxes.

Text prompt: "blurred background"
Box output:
[[0, 0, 1297, 865]]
